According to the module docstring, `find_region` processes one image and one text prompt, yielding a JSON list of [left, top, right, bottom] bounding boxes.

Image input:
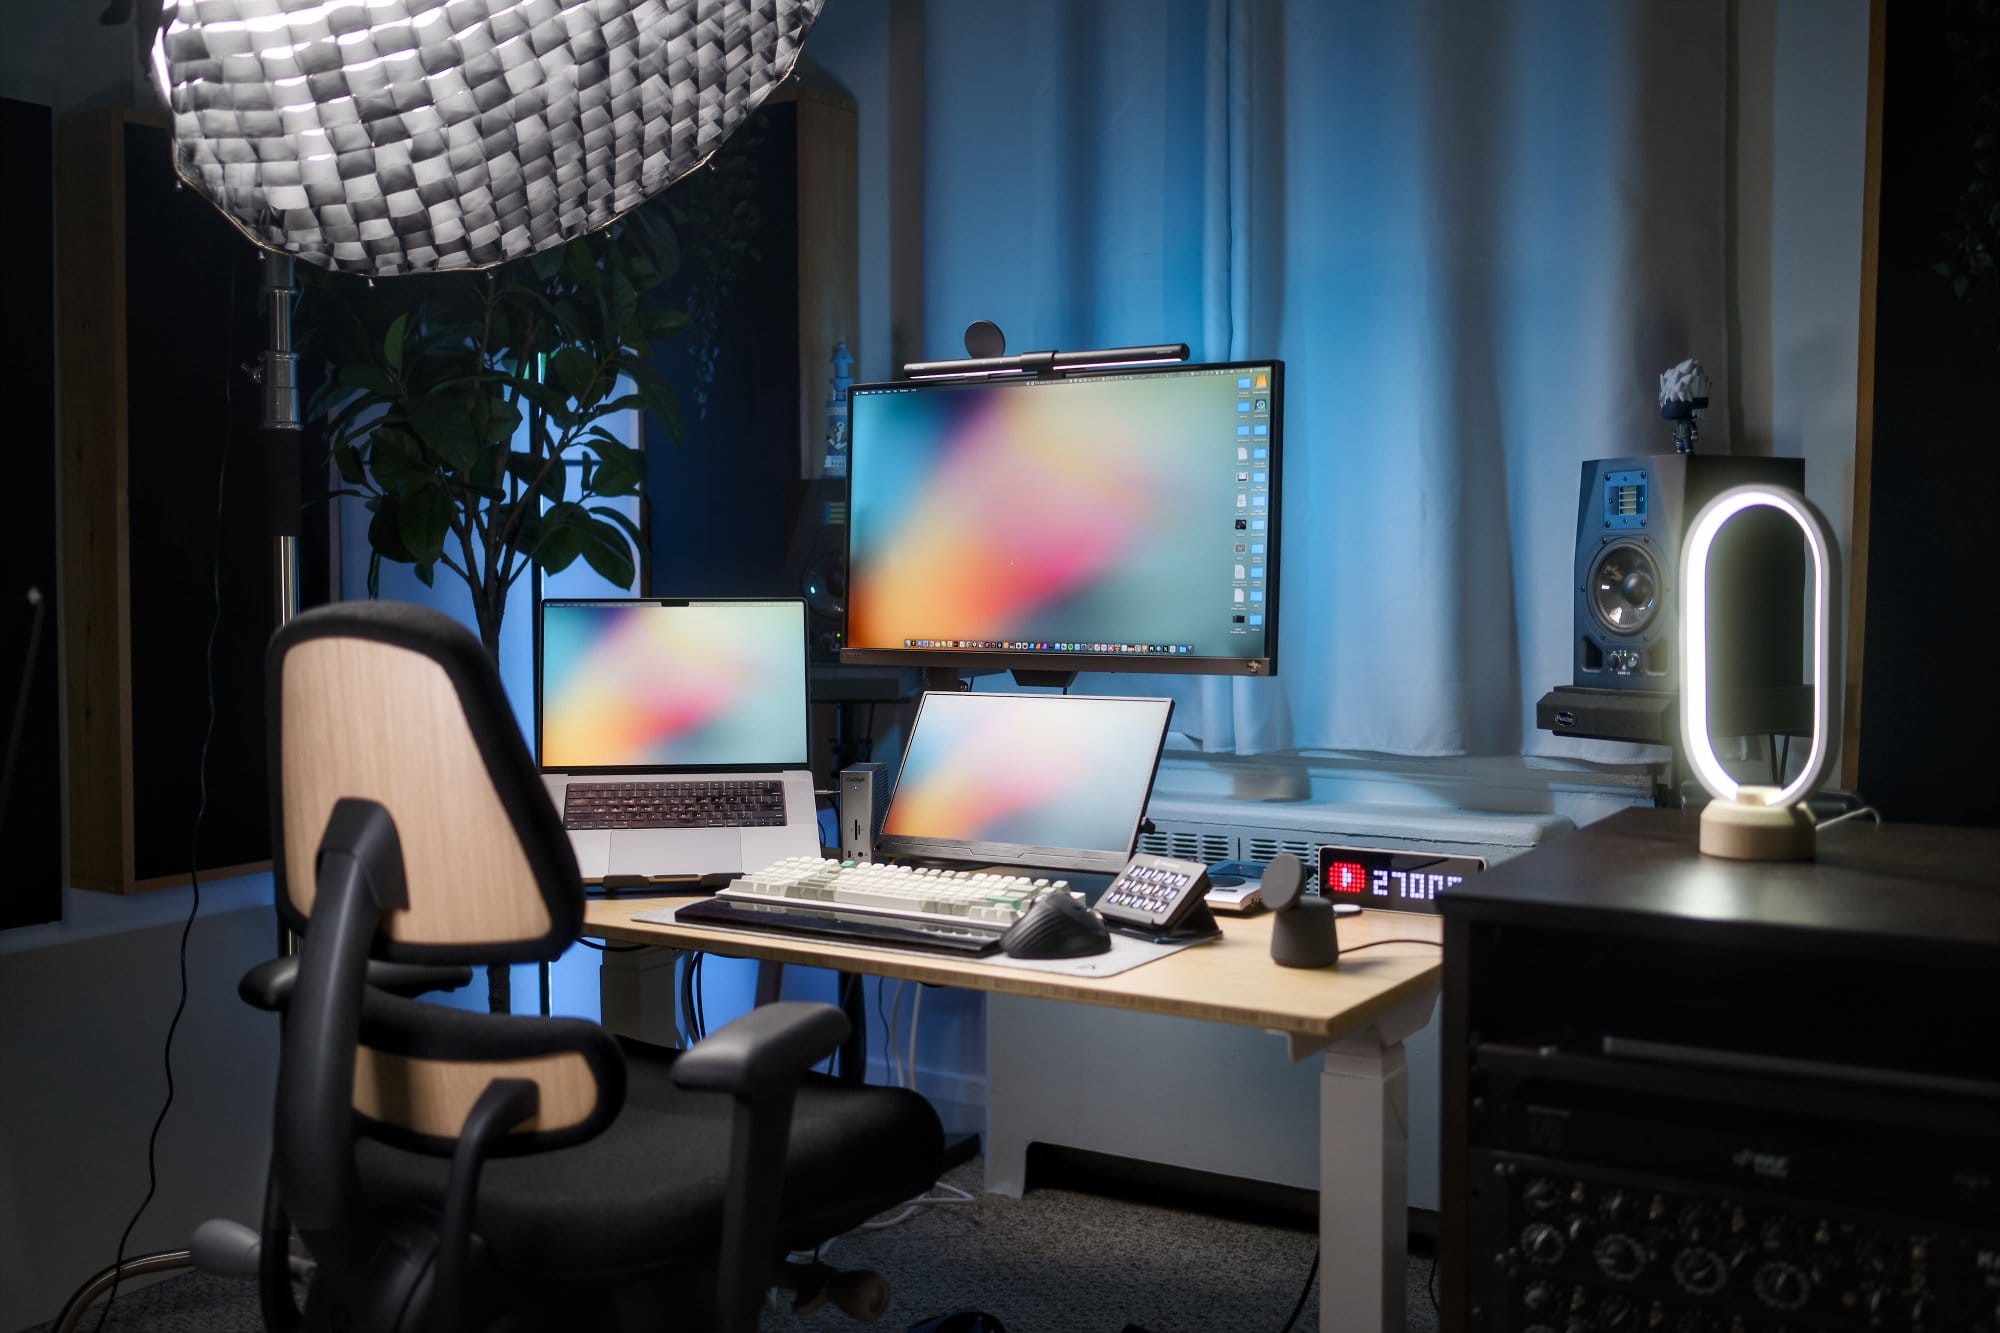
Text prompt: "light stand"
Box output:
[[255, 253, 301, 632]]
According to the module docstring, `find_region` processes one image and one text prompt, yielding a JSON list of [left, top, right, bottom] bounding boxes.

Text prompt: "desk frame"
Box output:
[[586, 899, 1442, 1331]]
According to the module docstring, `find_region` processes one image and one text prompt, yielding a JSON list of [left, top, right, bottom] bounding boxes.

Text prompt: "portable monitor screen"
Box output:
[[538, 599, 808, 771], [878, 692, 1173, 874], [844, 361, 1281, 676]]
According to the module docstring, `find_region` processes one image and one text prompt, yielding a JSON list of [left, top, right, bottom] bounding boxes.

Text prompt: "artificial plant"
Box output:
[[301, 202, 688, 656]]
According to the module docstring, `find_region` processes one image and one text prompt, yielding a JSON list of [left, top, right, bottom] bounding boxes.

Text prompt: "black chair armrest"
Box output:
[[671, 1001, 852, 1096], [240, 957, 475, 1012], [673, 1001, 854, 1333]]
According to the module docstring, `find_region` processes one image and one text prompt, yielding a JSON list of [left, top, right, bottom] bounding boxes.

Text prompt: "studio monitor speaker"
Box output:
[[1571, 454, 1807, 733]]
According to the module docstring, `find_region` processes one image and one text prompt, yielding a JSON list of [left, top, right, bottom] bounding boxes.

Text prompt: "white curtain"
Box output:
[[920, 0, 1730, 758]]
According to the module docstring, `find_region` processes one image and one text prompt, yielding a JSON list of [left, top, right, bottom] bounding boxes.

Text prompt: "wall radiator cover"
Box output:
[[1136, 795, 1573, 868]]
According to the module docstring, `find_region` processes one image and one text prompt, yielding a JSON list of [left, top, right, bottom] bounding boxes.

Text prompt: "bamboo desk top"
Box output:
[[585, 895, 1443, 1042]]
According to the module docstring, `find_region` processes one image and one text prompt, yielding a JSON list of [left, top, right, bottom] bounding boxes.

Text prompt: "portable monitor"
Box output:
[[877, 692, 1173, 874]]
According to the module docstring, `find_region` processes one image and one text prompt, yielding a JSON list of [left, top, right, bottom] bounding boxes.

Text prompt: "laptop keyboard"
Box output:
[[562, 779, 788, 830]]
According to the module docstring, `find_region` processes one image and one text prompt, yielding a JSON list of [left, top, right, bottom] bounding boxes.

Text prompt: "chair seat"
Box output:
[[354, 1037, 944, 1276]]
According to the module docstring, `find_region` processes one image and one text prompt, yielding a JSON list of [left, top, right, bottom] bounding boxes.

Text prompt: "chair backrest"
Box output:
[[264, 601, 617, 1161], [266, 600, 581, 963]]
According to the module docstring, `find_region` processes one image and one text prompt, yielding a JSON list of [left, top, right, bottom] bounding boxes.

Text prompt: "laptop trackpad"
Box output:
[[611, 827, 740, 877]]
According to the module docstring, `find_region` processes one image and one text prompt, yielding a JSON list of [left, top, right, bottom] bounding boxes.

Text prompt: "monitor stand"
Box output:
[[921, 667, 1078, 692]]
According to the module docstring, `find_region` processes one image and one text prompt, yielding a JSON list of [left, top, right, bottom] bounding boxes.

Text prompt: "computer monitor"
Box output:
[[876, 691, 1173, 874], [842, 360, 1282, 677]]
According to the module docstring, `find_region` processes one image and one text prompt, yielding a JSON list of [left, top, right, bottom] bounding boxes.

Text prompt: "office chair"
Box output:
[[247, 600, 943, 1332]]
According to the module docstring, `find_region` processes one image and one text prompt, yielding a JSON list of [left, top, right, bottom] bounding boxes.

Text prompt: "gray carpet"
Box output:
[[32, 1161, 1441, 1333], [781, 1161, 1440, 1333]]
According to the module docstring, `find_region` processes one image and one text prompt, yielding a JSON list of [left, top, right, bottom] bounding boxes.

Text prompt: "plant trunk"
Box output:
[[470, 585, 512, 1014]]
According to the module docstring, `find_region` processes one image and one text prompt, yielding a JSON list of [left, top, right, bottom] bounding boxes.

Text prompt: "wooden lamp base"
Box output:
[[1699, 786, 1816, 861]]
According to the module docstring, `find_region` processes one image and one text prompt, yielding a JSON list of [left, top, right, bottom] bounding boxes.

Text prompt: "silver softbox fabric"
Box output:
[[152, 0, 824, 276]]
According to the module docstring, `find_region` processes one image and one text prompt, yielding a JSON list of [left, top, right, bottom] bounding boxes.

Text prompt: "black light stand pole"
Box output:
[[259, 252, 302, 626], [258, 252, 302, 959]]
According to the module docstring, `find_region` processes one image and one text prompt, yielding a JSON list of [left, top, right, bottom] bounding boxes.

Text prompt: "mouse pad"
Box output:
[[636, 903, 1204, 978]]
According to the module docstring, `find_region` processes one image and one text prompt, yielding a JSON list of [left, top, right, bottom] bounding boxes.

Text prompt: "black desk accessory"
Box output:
[[1265, 853, 1339, 968], [998, 892, 1112, 959], [1095, 851, 1221, 944]]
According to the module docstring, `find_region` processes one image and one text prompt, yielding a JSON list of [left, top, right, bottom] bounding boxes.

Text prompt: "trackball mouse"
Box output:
[[1000, 892, 1112, 959]]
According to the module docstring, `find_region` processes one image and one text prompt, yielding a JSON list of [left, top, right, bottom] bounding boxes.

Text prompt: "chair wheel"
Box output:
[[827, 1268, 890, 1322]]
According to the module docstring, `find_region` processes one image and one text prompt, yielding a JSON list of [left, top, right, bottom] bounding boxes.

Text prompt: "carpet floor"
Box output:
[[31, 1161, 1442, 1333]]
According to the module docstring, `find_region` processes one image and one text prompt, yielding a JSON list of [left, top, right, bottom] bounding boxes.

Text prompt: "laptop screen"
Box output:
[[876, 692, 1173, 873], [538, 599, 809, 771]]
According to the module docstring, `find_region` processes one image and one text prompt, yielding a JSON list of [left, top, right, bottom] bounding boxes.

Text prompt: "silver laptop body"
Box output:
[[537, 599, 822, 880]]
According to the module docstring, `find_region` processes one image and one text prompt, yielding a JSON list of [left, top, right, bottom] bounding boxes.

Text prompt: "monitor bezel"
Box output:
[[873, 691, 1174, 875], [536, 597, 810, 774], [838, 358, 1283, 678]]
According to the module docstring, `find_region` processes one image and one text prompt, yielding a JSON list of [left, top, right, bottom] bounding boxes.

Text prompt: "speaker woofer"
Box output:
[[1587, 542, 1661, 635]]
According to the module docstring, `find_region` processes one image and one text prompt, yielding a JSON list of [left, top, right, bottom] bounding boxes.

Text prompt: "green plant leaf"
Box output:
[[384, 313, 408, 375], [563, 239, 601, 290], [367, 551, 382, 598], [337, 363, 399, 398], [507, 449, 566, 504], [397, 484, 452, 563], [366, 426, 432, 492], [620, 357, 684, 441], [576, 512, 637, 588], [636, 307, 691, 341], [502, 372, 574, 426], [406, 396, 480, 473], [590, 503, 645, 551], [482, 395, 524, 445], [367, 494, 417, 563], [530, 246, 566, 281], [329, 440, 367, 486], [413, 560, 435, 588], [529, 503, 584, 574], [587, 441, 644, 497], [549, 346, 598, 403]]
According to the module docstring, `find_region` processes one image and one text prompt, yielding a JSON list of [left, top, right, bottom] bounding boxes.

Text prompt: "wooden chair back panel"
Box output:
[[281, 636, 551, 947], [353, 1046, 601, 1138]]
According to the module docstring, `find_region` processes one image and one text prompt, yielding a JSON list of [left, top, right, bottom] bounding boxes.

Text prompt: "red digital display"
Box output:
[[1325, 860, 1368, 894], [1313, 844, 1488, 914]]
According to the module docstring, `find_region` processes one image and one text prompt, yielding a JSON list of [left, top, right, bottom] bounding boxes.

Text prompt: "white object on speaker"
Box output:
[[839, 763, 890, 861]]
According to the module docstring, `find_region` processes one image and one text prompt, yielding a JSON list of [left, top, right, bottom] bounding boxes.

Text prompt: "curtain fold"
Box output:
[[921, 0, 1729, 759]]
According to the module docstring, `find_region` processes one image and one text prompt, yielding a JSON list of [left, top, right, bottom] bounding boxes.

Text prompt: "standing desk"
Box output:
[[586, 898, 1443, 1331]]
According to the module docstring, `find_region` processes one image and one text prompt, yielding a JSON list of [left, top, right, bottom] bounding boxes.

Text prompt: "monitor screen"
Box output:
[[842, 360, 1281, 676], [877, 692, 1173, 873], [538, 599, 808, 771]]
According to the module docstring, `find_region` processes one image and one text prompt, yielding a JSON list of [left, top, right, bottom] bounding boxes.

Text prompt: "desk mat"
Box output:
[[632, 903, 1207, 978]]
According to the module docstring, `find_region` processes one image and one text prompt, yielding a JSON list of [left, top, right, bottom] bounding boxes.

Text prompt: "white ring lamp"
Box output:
[[1680, 483, 1843, 859]]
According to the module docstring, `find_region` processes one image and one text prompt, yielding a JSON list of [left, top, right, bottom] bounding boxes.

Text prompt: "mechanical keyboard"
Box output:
[[562, 778, 786, 830], [717, 857, 1069, 932]]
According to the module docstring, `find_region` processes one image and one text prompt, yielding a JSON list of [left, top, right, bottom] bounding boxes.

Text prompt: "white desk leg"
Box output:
[[1320, 1027, 1408, 1331], [1311, 989, 1434, 1333]]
